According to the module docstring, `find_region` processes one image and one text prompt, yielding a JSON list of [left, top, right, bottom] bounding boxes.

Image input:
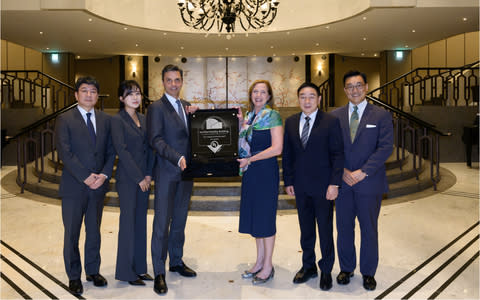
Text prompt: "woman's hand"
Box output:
[[237, 157, 249, 168], [138, 178, 150, 192]]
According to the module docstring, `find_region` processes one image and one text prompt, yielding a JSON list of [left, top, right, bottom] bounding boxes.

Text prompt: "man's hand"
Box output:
[[186, 105, 199, 114], [179, 156, 187, 171], [342, 168, 367, 186], [138, 178, 150, 192], [84, 173, 98, 187], [285, 185, 295, 196], [325, 185, 338, 200], [89, 174, 106, 190]]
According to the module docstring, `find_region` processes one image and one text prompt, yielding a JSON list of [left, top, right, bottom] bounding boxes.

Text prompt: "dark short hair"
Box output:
[[118, 80, 142, 109], [75, 76, 99, 92], [162, 64, 183, 80], [297, 82, 320, 97], [343, 70, 367, 86], [248, 80, 274, 111]]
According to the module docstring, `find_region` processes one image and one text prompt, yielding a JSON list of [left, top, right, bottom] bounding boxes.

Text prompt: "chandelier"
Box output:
[[177, 0, 280, 33]]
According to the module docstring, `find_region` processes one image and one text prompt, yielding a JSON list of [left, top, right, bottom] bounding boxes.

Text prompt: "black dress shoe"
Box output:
[[169, 263, 197, 277], [319, 272, 332, 291], [129, 278, 146, 286], [138, 273, 154, 281], [86, 273, 108, 287], [363, 275, 377, 291], [336, 271, 354, 285], [68, 279, 83, 295], [154, 274, 168, 294], [293, 266, 318, 284]]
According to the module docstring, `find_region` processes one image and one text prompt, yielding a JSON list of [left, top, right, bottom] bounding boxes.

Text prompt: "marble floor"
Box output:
[[0, 163, 479, 299]]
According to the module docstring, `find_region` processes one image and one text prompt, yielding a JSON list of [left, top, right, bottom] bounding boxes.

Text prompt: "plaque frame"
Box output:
[[183, 108, 240, 178]]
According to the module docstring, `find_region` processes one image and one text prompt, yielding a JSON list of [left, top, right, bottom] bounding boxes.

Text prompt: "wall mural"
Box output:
[[148, 56, 305, 109]]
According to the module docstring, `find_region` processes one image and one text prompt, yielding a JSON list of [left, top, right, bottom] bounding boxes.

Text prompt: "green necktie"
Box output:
[[350, 105, 359, 142]]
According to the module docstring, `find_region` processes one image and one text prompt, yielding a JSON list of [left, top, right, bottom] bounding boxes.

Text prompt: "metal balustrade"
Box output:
[[368, 61, 479, 111]]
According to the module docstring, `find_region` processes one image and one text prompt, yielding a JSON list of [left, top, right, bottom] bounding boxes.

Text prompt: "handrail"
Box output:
[[369, 60, 479, 95], [1, 70, 75, 90], [366, 95, 451, 136], [8, 103, 78, 141]]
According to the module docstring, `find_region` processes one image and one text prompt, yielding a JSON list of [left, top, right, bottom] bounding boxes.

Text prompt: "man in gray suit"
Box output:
[[147, 64, 197, 295], [55, 76, 115, 295]]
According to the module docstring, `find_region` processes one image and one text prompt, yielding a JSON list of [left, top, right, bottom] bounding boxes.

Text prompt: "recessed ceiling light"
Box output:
[[158, 54, 162, 56], [46, 47, 50, 50], [39, 31, 43, 35], [286, 32, 290, 35], [178, 54, 182, 57], [405, 45, 409, 48], [374, 53, 378, 57], [325, 26, 330, 29], [163, 32, 167, 36], [180, 46, 184, 50], [225, 47, 229, 50], [88, 39, 92, 42], [291, 53, 295, 55], [361, 53, 365, 56], [124, 27, 128, 30], [362, 16, 367, 20], [273, 54, 276, 56], [316, 43, 319, 46], [88, 18, 92, 22], [463, 17, 468, 21], [77, 55, 81, 59], [270, 45, 274, 48], [135, 44, 139, 47], [363, 37, 367, 41], [412, 29, 416, 33]]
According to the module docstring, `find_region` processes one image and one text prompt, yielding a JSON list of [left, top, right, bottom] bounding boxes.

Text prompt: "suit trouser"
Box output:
[[151, 177, 193, 275], [336, 188, 382, 276], [115, 182, 149, 281], [62, 190, 104, 280], [296, 192, 335, 273]]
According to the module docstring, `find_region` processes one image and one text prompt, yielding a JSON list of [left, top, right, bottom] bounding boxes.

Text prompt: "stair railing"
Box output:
[[368, 61, 479, 111]]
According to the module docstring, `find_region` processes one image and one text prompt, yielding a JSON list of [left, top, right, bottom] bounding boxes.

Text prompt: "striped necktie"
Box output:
[[350, 105, 359, 142], [301, 116, 310, 148]]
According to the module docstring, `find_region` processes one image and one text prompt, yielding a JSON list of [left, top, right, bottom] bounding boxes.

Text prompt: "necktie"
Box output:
[[86, 112, 96, 145], [176, 99, 187, 128], [301, 116, 310, 148], [350, 105, 359, 142]]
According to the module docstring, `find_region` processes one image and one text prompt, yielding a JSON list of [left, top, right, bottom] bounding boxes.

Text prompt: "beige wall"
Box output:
[[75, 56, 121, 108], [334, 55, 381, 107], [125, 55, 144, 90], [410, 31, 479, 69]]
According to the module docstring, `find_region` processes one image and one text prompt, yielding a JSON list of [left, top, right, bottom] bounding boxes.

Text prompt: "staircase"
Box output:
[[4, 65, 473, 211]]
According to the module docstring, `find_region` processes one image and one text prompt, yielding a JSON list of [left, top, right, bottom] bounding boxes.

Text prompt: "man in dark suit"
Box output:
[[147, 64, 197, 295], [283, 82, 344, 291], [55, 76, 115, 295], [330, 70, 393, 291]]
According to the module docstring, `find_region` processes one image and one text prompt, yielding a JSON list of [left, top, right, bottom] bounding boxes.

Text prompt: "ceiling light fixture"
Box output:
[[177, 0, 280, 33]]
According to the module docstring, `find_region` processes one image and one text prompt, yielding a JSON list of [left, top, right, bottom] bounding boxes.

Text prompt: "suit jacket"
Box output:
[[330, 103, 394, 195], [55, 107, 115, 196], [147, 95, 191, 182], [282, 110, 344, 196], [111, 109, 154, 185]]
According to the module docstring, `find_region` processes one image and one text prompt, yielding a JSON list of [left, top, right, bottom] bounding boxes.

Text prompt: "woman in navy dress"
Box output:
[[237, 80, 283, 284], [112, 80, 154, 286]]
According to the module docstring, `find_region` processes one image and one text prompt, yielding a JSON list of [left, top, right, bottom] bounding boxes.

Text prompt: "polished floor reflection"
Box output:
[[1, 163, 478, 299]]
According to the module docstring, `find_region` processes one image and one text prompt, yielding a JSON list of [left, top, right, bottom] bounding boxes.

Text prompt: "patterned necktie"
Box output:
[[301, 116, 310, 148], [350, 105, 359, 142], [176, 99, 187, 128], [86, 112, 96, 145]]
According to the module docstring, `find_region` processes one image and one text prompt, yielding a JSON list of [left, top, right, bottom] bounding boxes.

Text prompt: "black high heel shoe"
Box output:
[[252, 267, 275, 284], [241, 269, 261, 279]]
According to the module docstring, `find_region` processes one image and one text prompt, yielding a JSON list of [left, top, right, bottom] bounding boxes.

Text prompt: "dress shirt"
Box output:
[[348, 99, 367, 124], [298, 109, 318, 138], [77, 106, 96, 133], [164, 92, 188, 128]]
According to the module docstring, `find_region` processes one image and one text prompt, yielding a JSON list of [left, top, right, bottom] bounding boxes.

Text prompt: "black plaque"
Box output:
[[183, 108, 239, 178]]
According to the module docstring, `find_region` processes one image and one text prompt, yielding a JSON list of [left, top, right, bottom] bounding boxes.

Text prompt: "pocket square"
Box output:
[[366, 124, 377, 128]]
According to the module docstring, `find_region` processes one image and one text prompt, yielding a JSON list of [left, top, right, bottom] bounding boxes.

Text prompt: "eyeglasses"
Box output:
[[345, 83, 365, 92]]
